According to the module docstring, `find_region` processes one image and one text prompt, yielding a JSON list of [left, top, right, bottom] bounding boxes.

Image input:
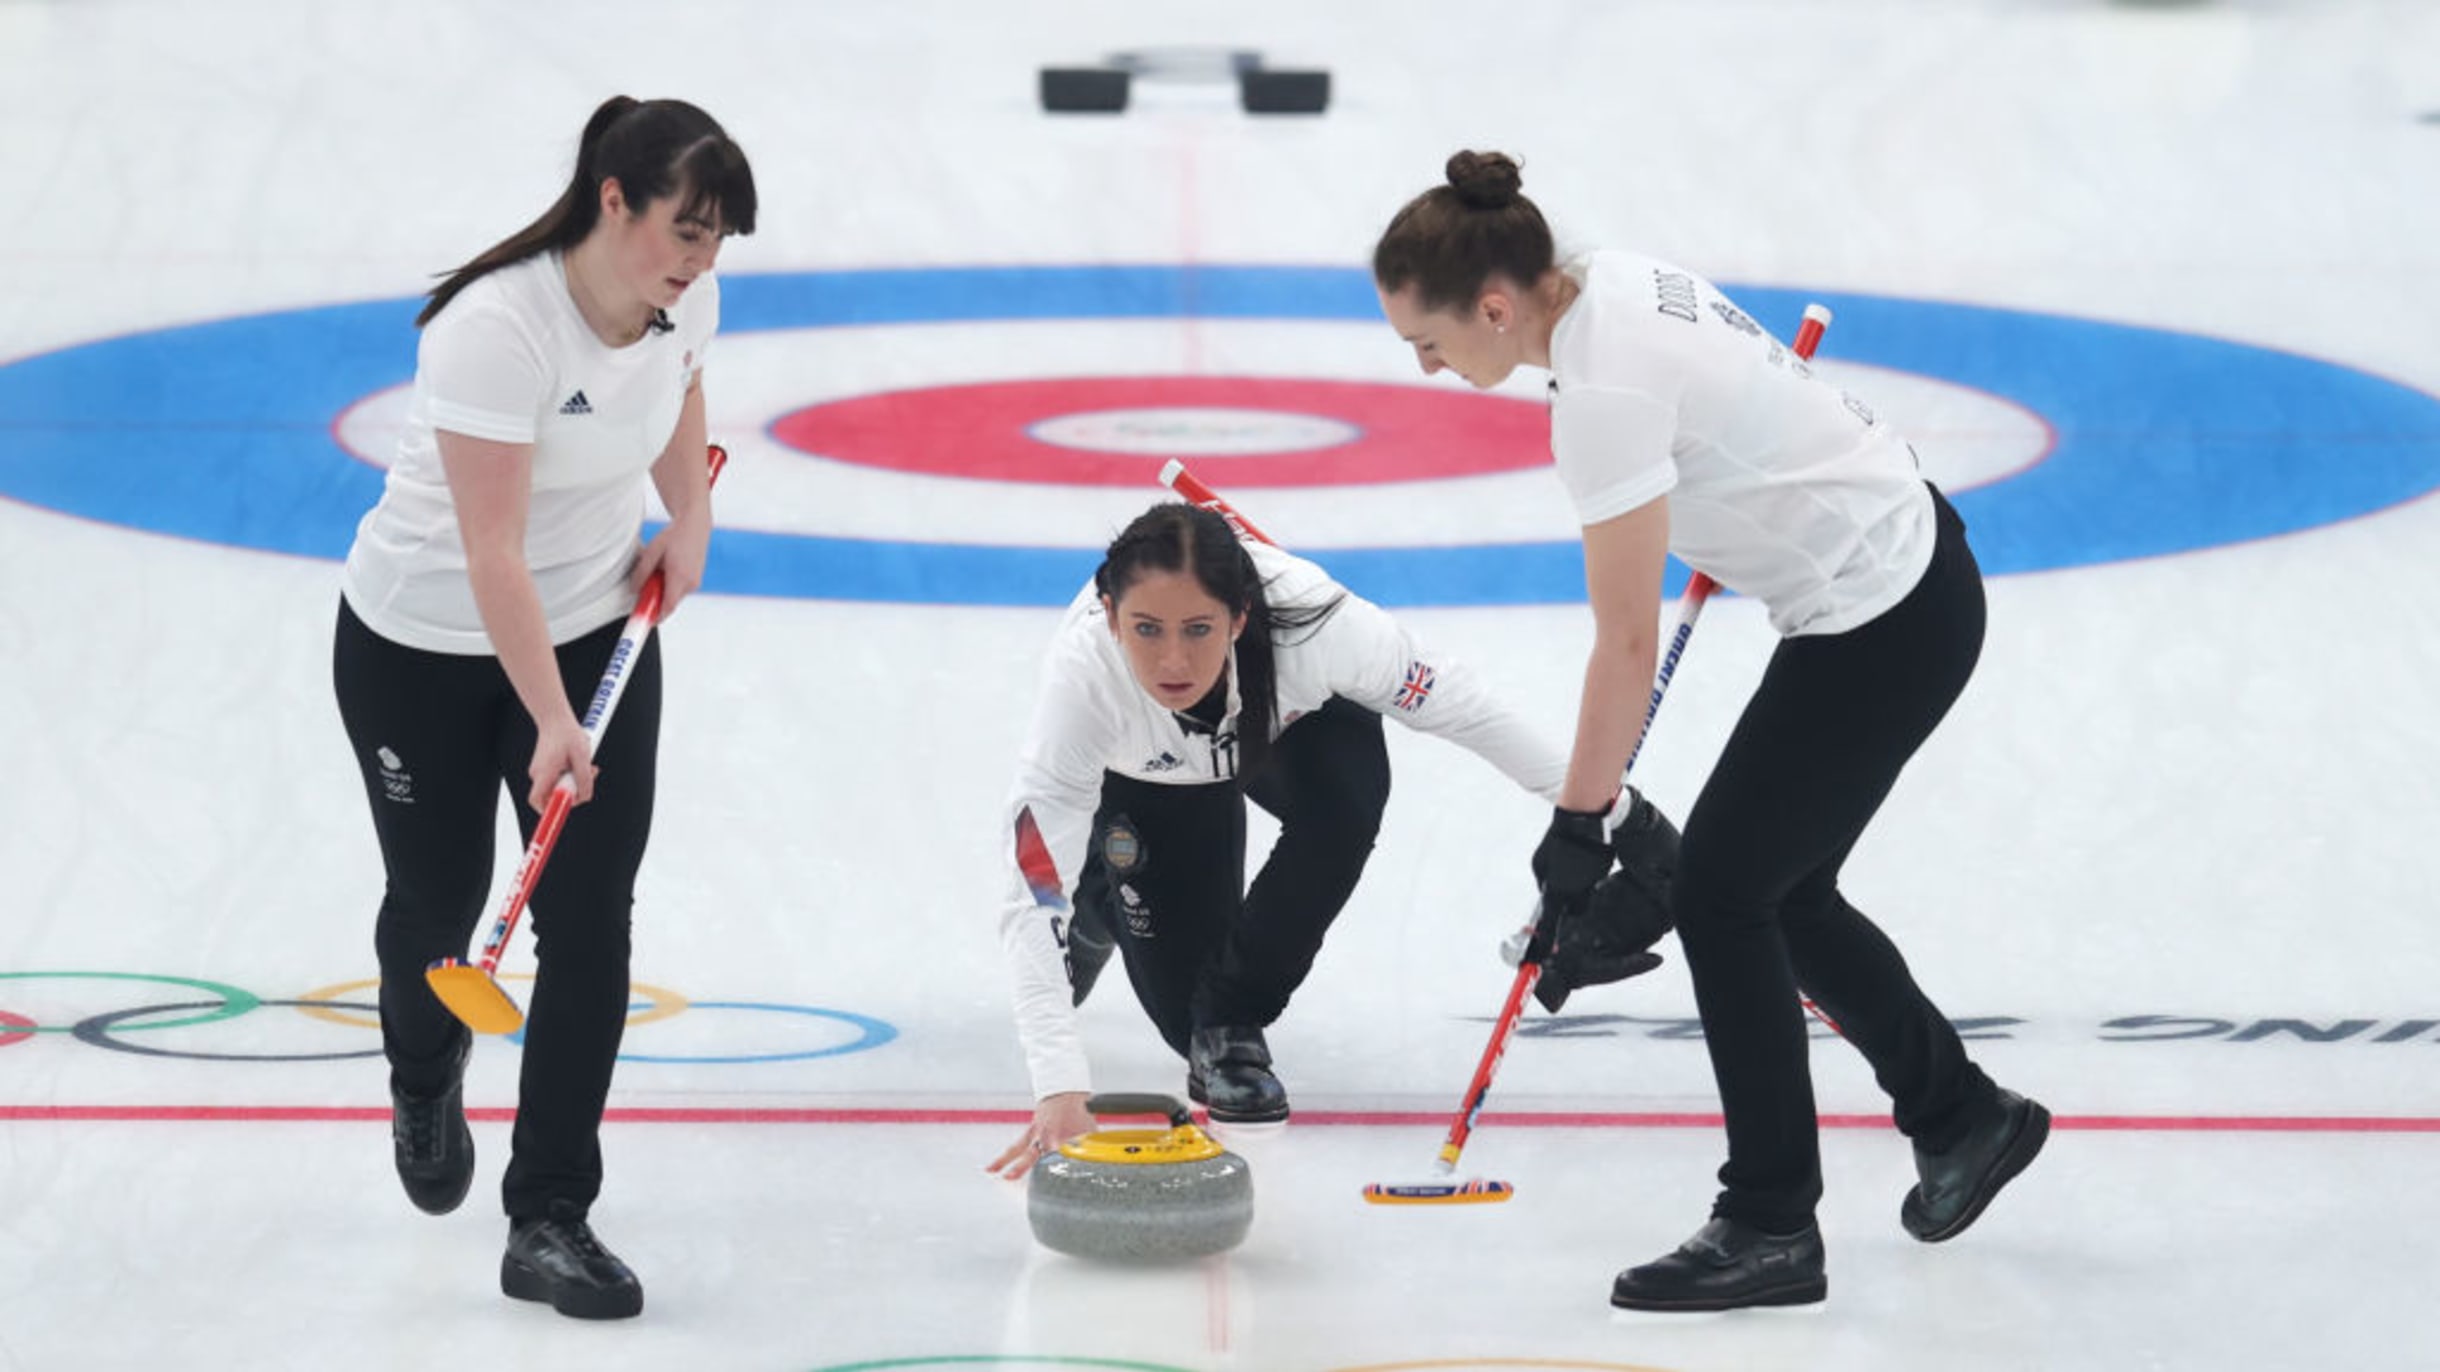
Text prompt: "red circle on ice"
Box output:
[[768, 376, 1550, 487]]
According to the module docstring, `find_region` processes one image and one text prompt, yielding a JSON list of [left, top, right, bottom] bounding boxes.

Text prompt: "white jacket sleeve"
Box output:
[[1312, 593, 1570, 801], [997, 620, 1120, 1102]]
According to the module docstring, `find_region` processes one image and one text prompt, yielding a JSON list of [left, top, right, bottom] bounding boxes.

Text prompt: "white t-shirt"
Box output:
[[342, 252, 718, 653], [1548, 249, 1933, 637], [999, 540, 1570, 1101]]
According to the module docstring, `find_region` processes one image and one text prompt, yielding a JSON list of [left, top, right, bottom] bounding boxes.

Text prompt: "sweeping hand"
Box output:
[[1525, 803, 1615, 963], [987, 1091, 1095, 1180], [1532, 803, 1616, 896], [631, 510, 709, 621], [527, 716, 598, 812]]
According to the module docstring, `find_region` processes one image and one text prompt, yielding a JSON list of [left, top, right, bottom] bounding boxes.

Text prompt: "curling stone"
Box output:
[[1039, 66, 1130, 113], [1027, 1093, 1253, 1262], [1238, 67, 1330, 115]]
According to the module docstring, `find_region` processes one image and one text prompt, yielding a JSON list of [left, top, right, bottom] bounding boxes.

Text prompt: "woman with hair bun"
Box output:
[[332, 95, 755, 1320], [1372, 151, 2046, 1312], [985, 502, 1676, 1177]]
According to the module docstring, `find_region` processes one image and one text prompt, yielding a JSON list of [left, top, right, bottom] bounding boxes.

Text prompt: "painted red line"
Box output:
[[1205, 1252, 1229, 1354], [0, 1105, 1021, 1125], [4, 1105, 2440, 1133]]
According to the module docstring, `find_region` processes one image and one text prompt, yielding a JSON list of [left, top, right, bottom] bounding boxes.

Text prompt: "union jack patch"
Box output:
[[1394, 660, 1436, 712]]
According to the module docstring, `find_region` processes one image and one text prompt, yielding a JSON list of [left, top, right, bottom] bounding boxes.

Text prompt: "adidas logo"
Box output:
[[558, 390, 593, 416], [1143, 751, 1183, 772]]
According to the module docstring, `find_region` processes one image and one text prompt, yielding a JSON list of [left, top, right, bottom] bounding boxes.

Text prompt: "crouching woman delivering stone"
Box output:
[[988, 502, 1677, 1175]]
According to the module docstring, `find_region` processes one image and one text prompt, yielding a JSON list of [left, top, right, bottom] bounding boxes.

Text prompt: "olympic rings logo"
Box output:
[[0, 971, 897, 1064]]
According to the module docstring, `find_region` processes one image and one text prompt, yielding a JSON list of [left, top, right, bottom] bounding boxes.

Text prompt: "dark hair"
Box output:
[[416, 95, 758, 327], [1372, 150, 1554, 314], [1094, 503, 1342, 783]]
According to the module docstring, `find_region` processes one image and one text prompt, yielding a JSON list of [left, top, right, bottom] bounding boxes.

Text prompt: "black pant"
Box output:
[[1674, 486, 2000, 1234], [331, 598, 660, 1221], [1074, 697, 1389, 1057]]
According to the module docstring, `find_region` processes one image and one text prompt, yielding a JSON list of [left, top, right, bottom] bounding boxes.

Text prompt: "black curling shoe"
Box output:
[[1185, 1025, 1290, 1124], [1610, 1217, 1827, 1312], [502, 1206, 644, 1320], [1902, 1088, 2051, 1243], [390, 1031, 473, 1216]]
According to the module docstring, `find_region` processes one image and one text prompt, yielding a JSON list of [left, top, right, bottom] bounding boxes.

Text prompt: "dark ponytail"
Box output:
[[1094, 503, 1343, 784], [1372, 149, 1555, 313], [416, 95, 759, 327]]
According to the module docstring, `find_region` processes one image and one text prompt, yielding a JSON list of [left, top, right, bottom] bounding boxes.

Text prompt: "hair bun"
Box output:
[[1444, 150, 1523, 210]]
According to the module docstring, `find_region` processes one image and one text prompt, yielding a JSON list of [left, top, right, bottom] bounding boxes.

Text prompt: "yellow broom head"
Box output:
[[1361, 1179, 1514, 1205], [424, 959, 525, 1035]]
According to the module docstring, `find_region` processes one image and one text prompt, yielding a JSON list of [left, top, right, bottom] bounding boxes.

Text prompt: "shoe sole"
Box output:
[[501, 1255, 644, 1321], [1204, 1103, 1291, 1125], [1610, 1276, 1828, 1312], [1907, 1100, 2051, 1244], [1185, 1077, 1291, 1125]]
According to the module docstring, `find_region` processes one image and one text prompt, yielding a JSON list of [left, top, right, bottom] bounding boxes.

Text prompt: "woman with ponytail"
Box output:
[[1371, 152, 2045, 1312], [332, 96, 754, 1321], [987, 502, 1670, 1177]]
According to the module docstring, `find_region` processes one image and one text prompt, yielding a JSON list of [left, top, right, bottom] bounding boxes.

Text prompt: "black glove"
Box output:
[[1525, 803, 1615, 964], [1530, 803, 1615, 898], [1531, 789, 1680, 1013], [1606, 786, 1678, 898]]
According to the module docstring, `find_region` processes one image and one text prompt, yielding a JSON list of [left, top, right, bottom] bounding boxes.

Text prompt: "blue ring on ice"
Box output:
[[1, 266, 2436, 606]]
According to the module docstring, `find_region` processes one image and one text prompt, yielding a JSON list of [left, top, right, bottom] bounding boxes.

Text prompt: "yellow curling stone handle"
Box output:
[[1061, 1092, 1229, 1164]]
